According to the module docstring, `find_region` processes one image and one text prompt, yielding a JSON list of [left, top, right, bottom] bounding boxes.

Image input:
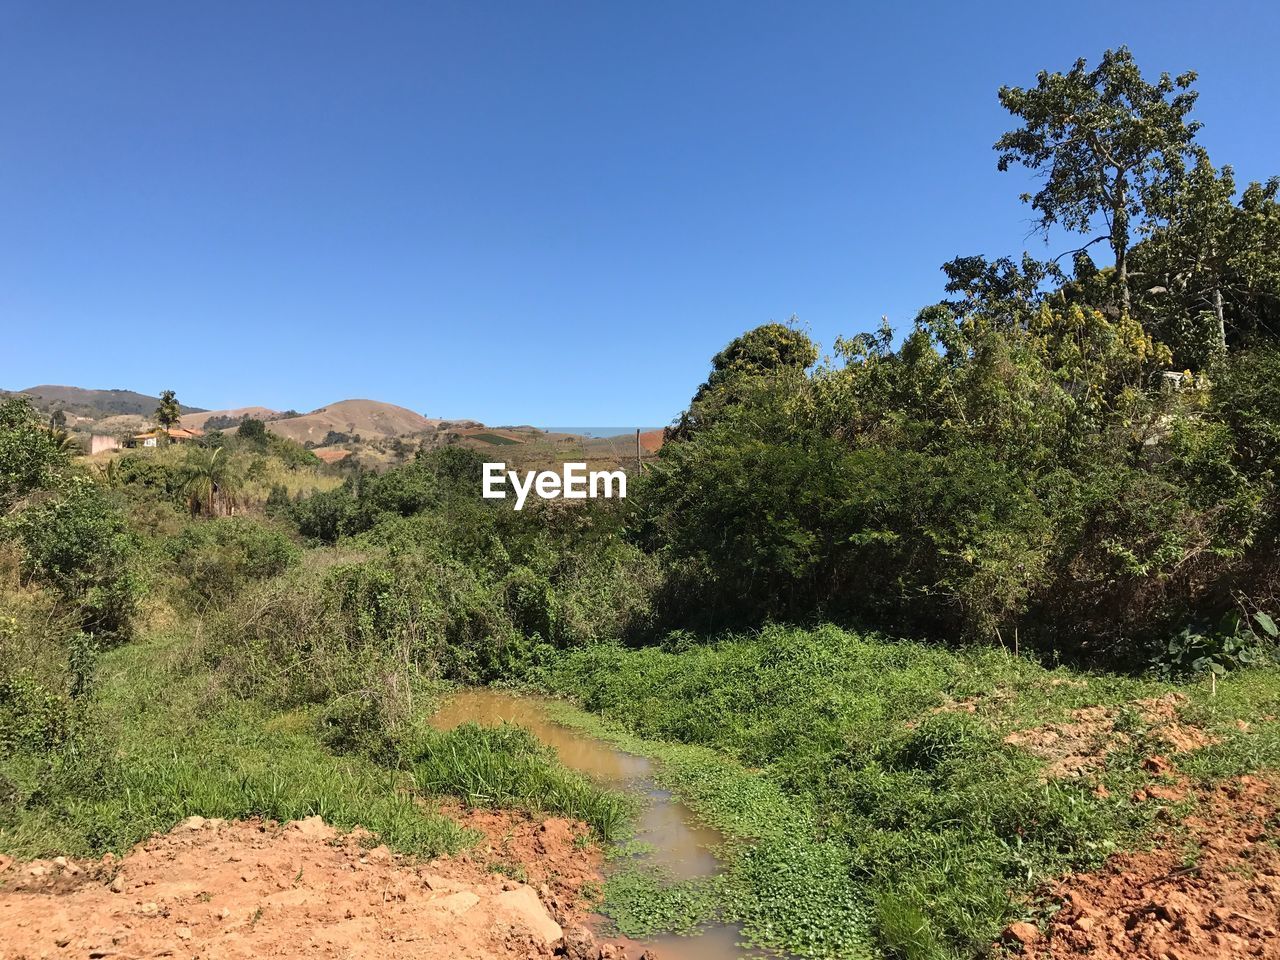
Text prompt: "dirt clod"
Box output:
[[1026, 775, 1280, 958], [1003, 920, 1041, 946], [561, 923, 599, 960]]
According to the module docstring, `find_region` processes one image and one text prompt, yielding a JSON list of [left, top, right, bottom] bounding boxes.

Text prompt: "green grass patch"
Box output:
[[407, 721, 634, 841], [470, 433, 521, 445], [532, 623, 1280, 958], [0, 632, 473, 860]]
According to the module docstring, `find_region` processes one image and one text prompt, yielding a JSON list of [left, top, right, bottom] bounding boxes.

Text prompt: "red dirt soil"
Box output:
[[0, 809, 639, 960], [1003, 773, 1280, 958], [635, 431, 664, 455]]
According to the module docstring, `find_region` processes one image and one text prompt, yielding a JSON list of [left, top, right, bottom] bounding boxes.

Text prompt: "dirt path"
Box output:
[[0, 811, 632, 960]]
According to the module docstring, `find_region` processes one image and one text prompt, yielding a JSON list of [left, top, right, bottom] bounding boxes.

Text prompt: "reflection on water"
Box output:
[[430, 689, 786, 959]]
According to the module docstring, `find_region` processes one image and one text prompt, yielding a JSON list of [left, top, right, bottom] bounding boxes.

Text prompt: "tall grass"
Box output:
[[0, 633, 472, 860], [409, 722, 633, 841]]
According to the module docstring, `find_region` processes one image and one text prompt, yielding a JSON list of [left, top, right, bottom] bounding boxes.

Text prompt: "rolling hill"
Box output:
[[261, 400, 442, 444], [3, 383, 660, 470], [9, 385, 206, 422]]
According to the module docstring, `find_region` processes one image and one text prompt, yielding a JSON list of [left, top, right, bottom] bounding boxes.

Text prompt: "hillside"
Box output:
[[6, 382, 655, 471], [264, 399, 442, 444], [8, 385, 206, 422], [179, 406, 282, 431]]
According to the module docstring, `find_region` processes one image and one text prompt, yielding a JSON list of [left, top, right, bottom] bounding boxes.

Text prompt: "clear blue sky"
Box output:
[[2, 1, 1277, 425]]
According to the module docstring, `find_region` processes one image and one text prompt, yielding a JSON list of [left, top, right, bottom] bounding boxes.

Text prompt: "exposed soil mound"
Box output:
[[1004, 693, 1219, 779], [1009, 774, 1280, 958], [0, 811, 615, 960]]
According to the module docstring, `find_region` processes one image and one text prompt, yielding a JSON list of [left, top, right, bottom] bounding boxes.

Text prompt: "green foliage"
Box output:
[[178, 446, 242, 516], [670, 321, 817, 439], [166, 516, 300, 607], [995, 46, 1201, 310], [0, 395, 71, 512], [641, 267, 1279, 660], [237, 417, 269, 445], [538, 626, 1159, 957], [5, 476, 139, 643], [1150, 611, 1276, 678], [602, 869, 722, 937], [1136, 160, 1280, 362], [154, 389, 182, 430], [0, 633, 474, 861], [265, 483, 292, 517], [114, 453, 183, 496], [1, 397, 139, 646]]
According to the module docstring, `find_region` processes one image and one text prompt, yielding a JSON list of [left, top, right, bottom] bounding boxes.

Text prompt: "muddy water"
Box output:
[[429, 689, 723, 879], [430, 689, 757, 959]]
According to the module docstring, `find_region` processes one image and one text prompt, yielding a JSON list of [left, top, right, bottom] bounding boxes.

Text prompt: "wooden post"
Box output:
[[636, 428, 642, 473]]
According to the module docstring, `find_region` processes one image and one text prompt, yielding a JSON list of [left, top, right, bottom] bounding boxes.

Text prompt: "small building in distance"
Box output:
[[90, 434, 122, 455], [130, 426, 205, 448]]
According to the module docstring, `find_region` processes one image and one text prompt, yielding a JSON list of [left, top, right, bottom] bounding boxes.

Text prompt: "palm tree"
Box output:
[[95, 458, 121, 488], [48, 427, 80, 454], [180, 447, 241, 517]]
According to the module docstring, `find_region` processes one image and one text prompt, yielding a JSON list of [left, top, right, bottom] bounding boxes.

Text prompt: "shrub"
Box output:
[[166, 517, 300, 607]]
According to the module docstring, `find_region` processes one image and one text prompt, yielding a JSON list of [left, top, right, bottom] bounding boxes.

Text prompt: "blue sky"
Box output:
[[2, 1, 1277, 425]]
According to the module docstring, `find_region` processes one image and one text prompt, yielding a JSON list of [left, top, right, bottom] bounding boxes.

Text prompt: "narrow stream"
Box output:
[[429, 688, 751, 960]]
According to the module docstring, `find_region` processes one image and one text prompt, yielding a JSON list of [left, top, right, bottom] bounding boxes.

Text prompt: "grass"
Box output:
[[407, 721, 634, 841], [469, 433, 522, 446], [0, 631, 473, 860], [9, 612, 1280, 959], [1, 630, 635, 865], [531, 622, 1280, 959]]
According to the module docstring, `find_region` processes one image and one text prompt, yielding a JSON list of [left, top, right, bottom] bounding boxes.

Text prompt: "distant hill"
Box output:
[[10, 385, 206, 422], [264, 400, 442, 444], [1, 384, 660, 468]]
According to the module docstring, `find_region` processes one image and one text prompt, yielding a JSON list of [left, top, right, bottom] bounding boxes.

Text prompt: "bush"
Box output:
[[4, 475, 139, 645], [166, 517, 300, 607]]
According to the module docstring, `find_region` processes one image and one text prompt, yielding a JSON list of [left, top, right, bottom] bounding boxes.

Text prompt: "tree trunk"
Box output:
[[1113, 177, 1131, 315], [1213, 286, 1226, 353], [1116, 245, 1130, 315]]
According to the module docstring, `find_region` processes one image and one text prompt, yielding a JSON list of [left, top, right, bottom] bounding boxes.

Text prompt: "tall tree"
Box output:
[[155, 389, 182, 430], [1137, 157, 1280, 362], [994, 47, 1201, 314]]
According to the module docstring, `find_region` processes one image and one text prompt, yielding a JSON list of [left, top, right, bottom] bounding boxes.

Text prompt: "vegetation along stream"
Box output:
[[430, 689, 758, 960]]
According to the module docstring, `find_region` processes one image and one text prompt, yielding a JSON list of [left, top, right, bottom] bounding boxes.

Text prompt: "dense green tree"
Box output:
[[1, 397, 138, 644], [154, 389, 182, 430], [237, 417, 269, 446], [1135, 157, 1280, 363], [669, 322, 818, 439], [995, 47, 1201, 313], [1, 397, 70, 511]]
